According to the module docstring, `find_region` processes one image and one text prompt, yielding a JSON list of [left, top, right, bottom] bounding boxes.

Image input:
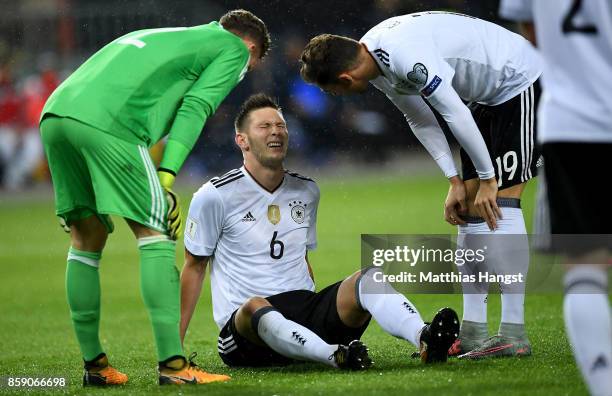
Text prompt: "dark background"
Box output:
[[0, 0, 511, 186]]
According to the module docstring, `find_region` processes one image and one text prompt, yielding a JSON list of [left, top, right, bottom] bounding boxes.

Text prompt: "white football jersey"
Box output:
[[359, 12, 543, 180], [500, 0, 612, 143], [361, 12, 542, 106], [184, 167, 319, 329]]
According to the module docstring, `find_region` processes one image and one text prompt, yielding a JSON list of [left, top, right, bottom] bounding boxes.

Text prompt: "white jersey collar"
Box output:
[[241, 165, 285, 196]]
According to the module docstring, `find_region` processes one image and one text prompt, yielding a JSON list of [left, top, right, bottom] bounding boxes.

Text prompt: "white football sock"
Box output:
[[500, 293, 526, 326], [254, 307, 338, 367], [564, 266, 612, 396], [495, 207, 528, 326], [461, 293, 488, 323], [458, 206, 529, 327], [357, 268, 425, 347], [457, 226, 490, 324]]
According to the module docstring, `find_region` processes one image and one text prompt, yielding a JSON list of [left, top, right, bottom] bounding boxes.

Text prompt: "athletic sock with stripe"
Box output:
[[139, 238, 184, 361], [564, 266, 612, 396], [66, 247, 104, 361], [254, 307, 338, 367], [356, 268, 425, 347]]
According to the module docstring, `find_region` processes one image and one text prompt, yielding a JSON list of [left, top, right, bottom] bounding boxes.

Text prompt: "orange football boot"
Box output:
[[83, 353, 128, 386], [158, 353, 231, 385]]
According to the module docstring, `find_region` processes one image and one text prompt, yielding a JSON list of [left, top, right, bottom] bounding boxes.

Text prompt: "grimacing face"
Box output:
[[242, 107, 288, 167]]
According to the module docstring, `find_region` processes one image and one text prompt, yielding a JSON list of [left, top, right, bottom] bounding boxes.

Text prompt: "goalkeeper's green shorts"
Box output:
[[40, 115, 168, 234]]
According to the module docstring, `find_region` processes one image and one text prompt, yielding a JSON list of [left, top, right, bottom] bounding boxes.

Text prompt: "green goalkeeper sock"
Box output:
[[66, 247, 103, 361], [138, 238, 184, 361]]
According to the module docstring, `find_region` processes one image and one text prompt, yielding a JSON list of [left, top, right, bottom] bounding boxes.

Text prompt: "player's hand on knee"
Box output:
[[158, 169, 183, 240], [444, 176, 467, 226], [474, 178, 502, 230]]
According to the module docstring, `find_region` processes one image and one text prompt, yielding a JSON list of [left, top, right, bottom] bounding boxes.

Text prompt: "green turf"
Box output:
[[0, 176, 588, 395]]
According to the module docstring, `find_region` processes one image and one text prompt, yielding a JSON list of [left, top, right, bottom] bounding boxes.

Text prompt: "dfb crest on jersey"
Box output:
[[289, 200, 306, 224], [267, 205, 281, 225]]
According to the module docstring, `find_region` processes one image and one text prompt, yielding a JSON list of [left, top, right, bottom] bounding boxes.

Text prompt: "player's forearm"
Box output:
[[179, 255, 207, 343], [410, 123, 459, 178], [391, 93, 459, 178], [446, 116, 494, 180], [160, 47, 247, 174], [159, 114, 205, 175]]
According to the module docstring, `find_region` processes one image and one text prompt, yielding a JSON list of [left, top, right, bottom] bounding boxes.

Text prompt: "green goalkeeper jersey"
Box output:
[[42, 21, 249, 174]]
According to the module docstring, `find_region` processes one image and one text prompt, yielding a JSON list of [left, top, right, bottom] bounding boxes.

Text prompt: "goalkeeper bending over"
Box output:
[[180, 94, 459, 369], [40, 10, 269, 386]]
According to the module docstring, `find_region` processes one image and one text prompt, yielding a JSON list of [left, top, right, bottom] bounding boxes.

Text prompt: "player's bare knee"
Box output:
[[498, 182, 526, 199], [70, 216, 108, 251], [338, 272, 363, 310], [235, 297, 271, 330], [342, 271, 362, 291], [234, 297, 271, 345], [337, 272, 370, 327], [70, 231, 107, 251], [126, 218, 162, 239], [464, 178, 479, 196], [242, 297, 271, 317], [463, 179, 480, 216]]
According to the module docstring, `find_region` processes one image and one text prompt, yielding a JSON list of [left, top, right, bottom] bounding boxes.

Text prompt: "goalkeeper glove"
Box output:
[[59, 217, 71, 233], [157, 168, 183, 240]]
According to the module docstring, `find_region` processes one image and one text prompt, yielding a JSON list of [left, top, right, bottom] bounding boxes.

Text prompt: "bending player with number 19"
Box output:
[[180, 94, 460, 370], [300, 11, 545, 359]]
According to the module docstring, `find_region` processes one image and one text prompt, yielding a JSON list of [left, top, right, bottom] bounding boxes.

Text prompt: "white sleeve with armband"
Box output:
[[385, 36, 496, 180], [499, 0, 533, 22], [425, 84, 495, 179], [384, 91, 458, 178], [184, 182, 225, 257]]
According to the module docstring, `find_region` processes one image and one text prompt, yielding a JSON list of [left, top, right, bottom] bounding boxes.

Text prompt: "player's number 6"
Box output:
[[270, 231, 284, 260]]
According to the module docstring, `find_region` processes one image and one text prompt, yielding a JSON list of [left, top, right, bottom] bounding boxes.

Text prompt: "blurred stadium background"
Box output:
[[1, 1, 591, 394], [0, 0, 511, 189]]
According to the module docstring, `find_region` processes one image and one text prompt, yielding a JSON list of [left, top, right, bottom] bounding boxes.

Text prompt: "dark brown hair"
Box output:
[[300, 34, 361, 86], [220, 9, 271, 59], [234, 93, 281, 131]]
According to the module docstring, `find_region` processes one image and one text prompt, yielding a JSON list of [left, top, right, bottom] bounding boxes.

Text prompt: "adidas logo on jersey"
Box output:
[[241, 212, 256, 222]]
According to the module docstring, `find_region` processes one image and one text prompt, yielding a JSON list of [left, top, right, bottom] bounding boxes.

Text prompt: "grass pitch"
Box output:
[[0, 175, 588, 395]]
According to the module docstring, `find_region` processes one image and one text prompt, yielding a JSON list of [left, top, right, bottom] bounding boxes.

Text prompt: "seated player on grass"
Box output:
[[179, 93, 460, 369]]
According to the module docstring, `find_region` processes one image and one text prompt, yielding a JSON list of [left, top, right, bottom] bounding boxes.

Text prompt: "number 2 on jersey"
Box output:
[[270, 231, 284, 260], [563, 0, 598, 35]]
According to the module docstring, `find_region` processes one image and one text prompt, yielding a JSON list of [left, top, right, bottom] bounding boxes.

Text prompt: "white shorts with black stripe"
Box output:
[[461, 80, 542, 189]]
